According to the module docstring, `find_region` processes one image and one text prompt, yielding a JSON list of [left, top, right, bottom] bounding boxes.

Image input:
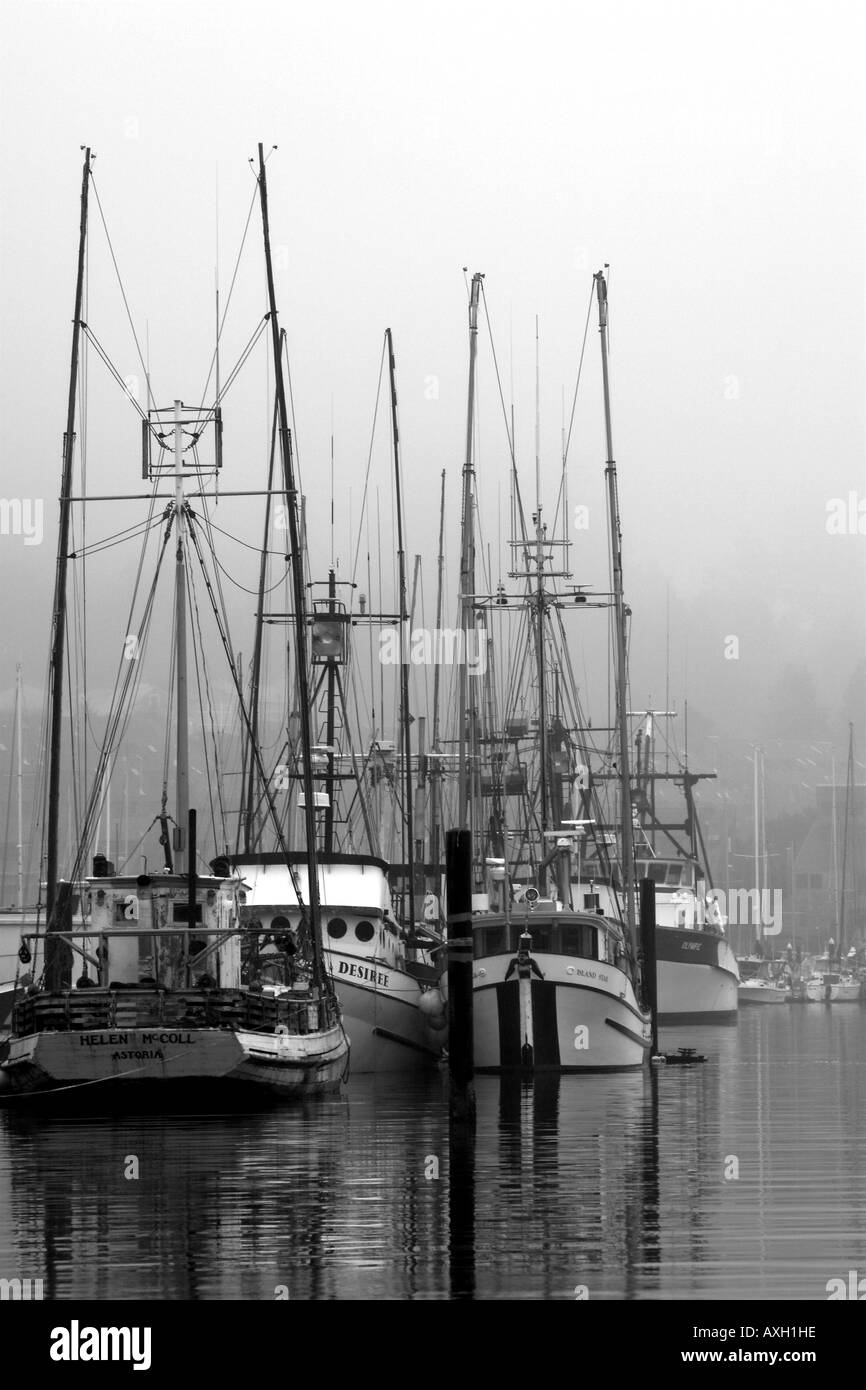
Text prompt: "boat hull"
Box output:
[[803, 978, 861, 1002], [0, 1021, 348, 1101], [738, 982, 788, 1004], [655, 926, 739, 1024], [324, 952, 442, 1071], [473, 952, 650, 1071]]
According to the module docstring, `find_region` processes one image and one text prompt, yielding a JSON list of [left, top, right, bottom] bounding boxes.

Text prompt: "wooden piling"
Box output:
[[446, 827, 475, 1122]]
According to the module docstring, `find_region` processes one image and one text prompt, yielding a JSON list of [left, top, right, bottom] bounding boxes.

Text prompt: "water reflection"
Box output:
[[1, 1010, 865, 1298]]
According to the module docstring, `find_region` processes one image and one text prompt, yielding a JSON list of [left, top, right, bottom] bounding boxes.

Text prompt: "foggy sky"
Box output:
[[1, 0, 864, 765]]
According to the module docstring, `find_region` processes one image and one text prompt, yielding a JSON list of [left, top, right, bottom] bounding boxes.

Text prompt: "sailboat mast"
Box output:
[[458, 273, 482, 825], [16, 663, 24, 910], [595, 269, 636, 948], [46, 147, 90, 925], [840, 723, 854, 954], [173, 400, 190, 874], [430, 469, 446, 873], [753, 746, 761, 950], [386, 329, 415, 930], [256, 143, 325, 962]]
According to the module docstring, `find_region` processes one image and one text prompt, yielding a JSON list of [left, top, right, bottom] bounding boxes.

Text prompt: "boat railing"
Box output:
[[12, 983, 340, 1037]]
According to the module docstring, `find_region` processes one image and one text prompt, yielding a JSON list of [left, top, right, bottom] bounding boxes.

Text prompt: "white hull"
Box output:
[[803, 978, 861, 1002], [473, 950, 650, 1071], [0, 1021, 348, 1099], [324, 949, 443, 1072], [658, 959, 739, 1021], [738, 981, 789, 1005], [235, 855, 445, 1075], [654, 926, 739, 1023]]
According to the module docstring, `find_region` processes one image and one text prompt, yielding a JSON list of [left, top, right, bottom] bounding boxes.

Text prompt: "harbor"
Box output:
[[0, 0, 864, 1348]]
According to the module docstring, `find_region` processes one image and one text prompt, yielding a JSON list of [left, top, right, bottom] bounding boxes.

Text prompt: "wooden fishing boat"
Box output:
[[0, 145, 349, 1104]]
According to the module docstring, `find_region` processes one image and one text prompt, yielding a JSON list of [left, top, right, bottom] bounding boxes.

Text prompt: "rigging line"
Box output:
[[192, 512, 290, 559], [69, 513, 167, 559], [183, 511, 311, 924], [89, 173, 157, 414], [283, 332, 303, 500], [79, 323, 149, 423], [199, 316, 270, 420], [350, 336, 388, 586], [196, 182, 260, 411], [186, 497, 235, 660], [480, 282, 530, 548], [186, 549, 225, 854], [63, 522, 174, 889], [0, 678, 19, 905], [551, 280, 595, 539]]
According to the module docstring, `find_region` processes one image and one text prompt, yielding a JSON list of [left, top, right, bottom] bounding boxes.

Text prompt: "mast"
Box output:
[[323, 567, 337, 855], [16, 663, 24, 910], [430, 469, 446, 873], [458, 273, 483, 825], [256, 143, 325, 972], [753, 746, 761, 951], [386, 328, 415, 931], [46, 147, 90, 925], [595, 269, 636, 950], [840, 723, 854, 955], [241, 392, 280, 854], [173, 399, 190, 874]]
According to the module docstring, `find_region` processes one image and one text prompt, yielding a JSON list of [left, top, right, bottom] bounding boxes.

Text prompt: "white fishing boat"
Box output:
[[235, 852, 446, 1071], [636, 854, 739, 1023], [459, 270, 651, 1071], [0, 145, 350, 1104]]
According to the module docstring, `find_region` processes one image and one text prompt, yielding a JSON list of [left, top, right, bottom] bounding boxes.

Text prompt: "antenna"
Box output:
[[535, 314, 541, 513]]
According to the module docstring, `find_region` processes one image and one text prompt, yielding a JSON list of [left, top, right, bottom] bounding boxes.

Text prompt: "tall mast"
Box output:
[[46, 147, 90, 925], [256, 143, 325, 966], [458, 273, 482, 825], [172, 399, 190, 873], [241, 392, 279, 854], [16, 663, 24, 910], [430, 469, 446, 872], [840, 723, 854, 953], [386, 329, 415, 930], [323, 567, 337, 855], [595, 269, 636, 949], [753, 746, 761, 949]]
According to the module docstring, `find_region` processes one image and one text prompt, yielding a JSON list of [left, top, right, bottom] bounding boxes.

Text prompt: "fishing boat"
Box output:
[[0, 145, 349, 1103], [230, 335, 446, 1072], [458, 271, 651, 1071], [625, 717, 738, 1023]]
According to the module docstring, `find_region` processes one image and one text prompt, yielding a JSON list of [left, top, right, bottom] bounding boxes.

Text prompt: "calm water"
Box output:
[[1, 1007, 865, 1300]]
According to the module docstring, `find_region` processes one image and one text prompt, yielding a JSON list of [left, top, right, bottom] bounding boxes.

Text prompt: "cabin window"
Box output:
[[327, 917, 347, 939], [355, 921, 375, 943], [172, 903, 203, 924], [477, 925, 509, 956], [271, 914, 293, 933], [528, 923, 553, 953], [561, 922, 598, 960]]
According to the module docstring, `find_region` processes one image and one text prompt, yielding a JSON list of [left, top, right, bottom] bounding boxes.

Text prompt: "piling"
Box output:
[[639, 876, 659, 1058], [446, 827, 475, 1123]]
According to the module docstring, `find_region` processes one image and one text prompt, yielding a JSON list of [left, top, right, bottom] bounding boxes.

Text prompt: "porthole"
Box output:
[[271, 914, 292, 934], [355, 920, 375, 943], [328, 917, 347, 939]]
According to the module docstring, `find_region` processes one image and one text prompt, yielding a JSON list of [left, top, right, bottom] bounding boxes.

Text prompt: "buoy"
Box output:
[[419, 988, 444, 1017]]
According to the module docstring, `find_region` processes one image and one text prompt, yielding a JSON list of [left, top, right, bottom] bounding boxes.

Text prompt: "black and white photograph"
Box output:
[[0, 0, 864, 1351]]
